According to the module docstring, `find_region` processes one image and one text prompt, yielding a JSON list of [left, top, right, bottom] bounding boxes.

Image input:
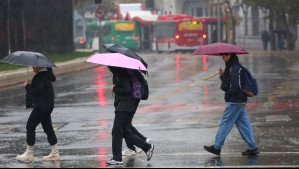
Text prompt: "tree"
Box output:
[[243, 0, 299, 51], [0, 0, 9, 59], [0, 0, 74, 58], [224, 0, 237, 44]]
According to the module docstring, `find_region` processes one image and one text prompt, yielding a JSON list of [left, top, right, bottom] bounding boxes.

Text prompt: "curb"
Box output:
[[0, 57, 99, 88]]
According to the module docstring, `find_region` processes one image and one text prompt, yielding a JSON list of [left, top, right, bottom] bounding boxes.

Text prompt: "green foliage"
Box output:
[[243, 0, 299, 24]]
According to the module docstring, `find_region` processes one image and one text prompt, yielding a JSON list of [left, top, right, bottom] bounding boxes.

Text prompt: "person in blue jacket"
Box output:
[[204, 53, 259, 156]]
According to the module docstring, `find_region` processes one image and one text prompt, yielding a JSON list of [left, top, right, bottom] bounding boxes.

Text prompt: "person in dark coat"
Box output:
[[106, 66, 154, 166], [204, 54, 259, 156], [122, 70, 151, 156], [16, 67, 60, 162], [261, 30, 270, 51]]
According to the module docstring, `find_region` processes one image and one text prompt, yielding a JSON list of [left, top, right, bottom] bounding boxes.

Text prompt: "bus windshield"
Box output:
[[154, 22, 176, 38]]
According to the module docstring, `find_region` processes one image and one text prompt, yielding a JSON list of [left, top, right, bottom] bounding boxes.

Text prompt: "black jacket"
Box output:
[[25, 69, 56, 111], [221, 55, 247, 103], [109, 67, 139, 113]]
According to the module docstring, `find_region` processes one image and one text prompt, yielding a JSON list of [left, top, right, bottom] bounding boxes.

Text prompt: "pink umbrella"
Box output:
[[192, 42, 249, 56], [86, 53, 147, 71]]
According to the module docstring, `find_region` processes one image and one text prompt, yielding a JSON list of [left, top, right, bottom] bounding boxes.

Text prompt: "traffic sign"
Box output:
[[95, 8, 105, 19]]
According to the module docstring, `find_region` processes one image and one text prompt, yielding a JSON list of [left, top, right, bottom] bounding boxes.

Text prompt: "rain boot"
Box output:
[[42, 144, 60, 161], [16, 145, 34, 162]]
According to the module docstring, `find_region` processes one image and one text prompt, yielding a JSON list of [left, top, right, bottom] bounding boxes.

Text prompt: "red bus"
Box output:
[[196, 17, 228, 44], [153, 14, 207, 53]]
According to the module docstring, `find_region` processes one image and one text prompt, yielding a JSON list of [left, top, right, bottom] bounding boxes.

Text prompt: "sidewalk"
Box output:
[[0, 49, 298, 88]]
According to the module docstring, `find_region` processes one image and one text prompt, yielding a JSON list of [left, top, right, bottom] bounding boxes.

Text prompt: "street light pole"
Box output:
[[7, 0, 11, 54], [95, 0, 103, 53], [98, 14, 103, 53], [217, 0, 221, 42]]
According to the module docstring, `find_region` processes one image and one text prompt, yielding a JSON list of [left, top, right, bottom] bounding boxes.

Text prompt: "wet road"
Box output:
[[0, 52, 299, 168]]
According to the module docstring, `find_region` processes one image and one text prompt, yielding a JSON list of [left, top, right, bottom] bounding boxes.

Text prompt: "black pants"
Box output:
[[26, 108, 57, 146], [112, 111, 151, 161], [125, 119, 147, 150]]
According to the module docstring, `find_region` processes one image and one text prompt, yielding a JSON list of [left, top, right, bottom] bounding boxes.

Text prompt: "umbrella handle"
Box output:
[[219, 56, 222, 69], [26, 67, 29, 81]]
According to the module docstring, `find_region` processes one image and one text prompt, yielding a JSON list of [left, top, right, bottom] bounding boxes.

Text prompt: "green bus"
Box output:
[[102, 20, 140, 50]]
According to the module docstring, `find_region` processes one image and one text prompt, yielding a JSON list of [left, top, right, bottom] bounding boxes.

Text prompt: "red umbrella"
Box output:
[[192, 42, 249, 56]]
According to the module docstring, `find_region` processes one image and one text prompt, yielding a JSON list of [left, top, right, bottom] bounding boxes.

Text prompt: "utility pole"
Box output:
[[7, 0, 11, 54], [217, 0, 221, 42], [95, 0, 103, 53]]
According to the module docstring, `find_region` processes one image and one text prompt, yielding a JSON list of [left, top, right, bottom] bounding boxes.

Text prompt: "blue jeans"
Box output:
[[214, 102, 257, 150]]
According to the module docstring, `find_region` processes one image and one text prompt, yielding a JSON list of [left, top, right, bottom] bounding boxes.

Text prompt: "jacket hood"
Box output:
[[38, 68, 56, 82], [47, 68, 56, 82], [226, 54, 239, 67]]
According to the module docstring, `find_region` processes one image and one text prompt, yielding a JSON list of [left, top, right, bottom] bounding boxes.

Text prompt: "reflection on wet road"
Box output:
[[0, 53, 299, 167]]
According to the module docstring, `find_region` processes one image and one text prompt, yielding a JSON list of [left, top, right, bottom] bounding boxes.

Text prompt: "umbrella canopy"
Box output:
[[103, 44, 148, 69], [1, 51, 57, 67], [192, 42, 249, 56], [86, 53, 147, 71]]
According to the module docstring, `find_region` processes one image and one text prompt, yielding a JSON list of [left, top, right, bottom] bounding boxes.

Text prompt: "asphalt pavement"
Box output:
[[0, 49, 299, 168]]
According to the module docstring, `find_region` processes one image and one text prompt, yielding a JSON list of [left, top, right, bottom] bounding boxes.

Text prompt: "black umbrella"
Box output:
[[1, 51, 57, 68], [103, 44, 148, 74]]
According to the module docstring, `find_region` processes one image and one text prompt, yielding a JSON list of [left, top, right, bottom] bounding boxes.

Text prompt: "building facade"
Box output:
[[153, 0, 273, 50]]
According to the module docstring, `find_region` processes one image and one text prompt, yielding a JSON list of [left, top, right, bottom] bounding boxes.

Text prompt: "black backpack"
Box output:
[[240, 66, 258, 97], [130, 71, 149, 100]]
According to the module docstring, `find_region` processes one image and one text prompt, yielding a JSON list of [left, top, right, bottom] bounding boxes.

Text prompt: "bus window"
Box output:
[[154, 22, 176, 38], [103, 25, 112, 35]]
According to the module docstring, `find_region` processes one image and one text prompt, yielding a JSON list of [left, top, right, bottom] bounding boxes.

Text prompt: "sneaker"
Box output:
[[242, 148, 260, 156], [106, 159, 123, 165], [122, 147, 136, 156], [146, 138, 151, 144], [136, 138, 151, 154], [204, 145, 221, 155], [146, 144, 154, 161]]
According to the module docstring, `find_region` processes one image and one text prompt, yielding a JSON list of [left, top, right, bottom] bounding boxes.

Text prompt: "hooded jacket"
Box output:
[[25, 68, 56, 111], [109, 66, 139, 113], [221, 55, 247, 103]]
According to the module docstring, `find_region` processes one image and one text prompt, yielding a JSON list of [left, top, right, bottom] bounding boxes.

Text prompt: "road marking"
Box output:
[[266, 115, 291, 122], [148, 77, 204, 103], [202, 71, 219, 80]]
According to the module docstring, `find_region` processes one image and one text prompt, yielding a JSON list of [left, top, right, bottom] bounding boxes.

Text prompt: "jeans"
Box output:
[[214, 103, 257, 150], [112, 111, 151, 161], [26, 108, 57, 146]]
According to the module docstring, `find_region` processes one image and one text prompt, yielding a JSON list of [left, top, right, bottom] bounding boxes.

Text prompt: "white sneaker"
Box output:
[[136, 138, 151, 154], [146, 144, 154, 161], [106, 159, 123, 165], [122, 147, 136, 156]]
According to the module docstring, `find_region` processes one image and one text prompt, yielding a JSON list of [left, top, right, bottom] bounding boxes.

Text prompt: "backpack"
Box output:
[[241, 66, 258, 97], [130, 72, 149, 100]]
